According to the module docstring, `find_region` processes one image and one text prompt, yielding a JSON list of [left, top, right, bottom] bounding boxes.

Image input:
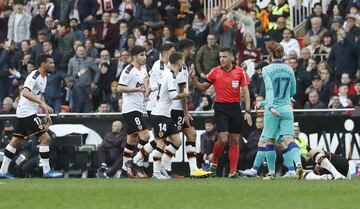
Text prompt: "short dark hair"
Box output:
[[178, 39, 195, 52], [130, 45, 146, 57], [38, 3, 46, 9], [219, 47, 233, 54], [160, 42, 175, 54], [37, 54, 53, 66], [14, 0, 25, 5], [204, 119, 214, 125], [169, 52, 183, 64]]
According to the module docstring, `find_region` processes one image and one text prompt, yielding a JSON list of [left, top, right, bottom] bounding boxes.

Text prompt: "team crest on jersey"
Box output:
[[159, 131, 164, 138], [137, 125, 143, 130], [232, 80, 239, 88]]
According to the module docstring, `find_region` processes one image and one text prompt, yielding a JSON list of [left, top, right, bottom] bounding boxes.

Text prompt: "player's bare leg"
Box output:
[[39, 132, 63, 178], [308, 149, 346, 180], [0, 136, 22, 178]]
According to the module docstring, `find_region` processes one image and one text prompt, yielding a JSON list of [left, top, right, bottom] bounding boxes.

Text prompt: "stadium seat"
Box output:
[[56, 144, 77, 178], [78, 144, 97, 154], [57, 134, 84, 146], [70, 151, 90, 178]]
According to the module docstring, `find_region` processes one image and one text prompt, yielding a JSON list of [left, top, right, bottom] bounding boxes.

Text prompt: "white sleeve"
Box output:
[[168, 76, 177, 99], [119, 71, 131, 86], [176, 70, 187, 85], [24, 73, 36, 91]]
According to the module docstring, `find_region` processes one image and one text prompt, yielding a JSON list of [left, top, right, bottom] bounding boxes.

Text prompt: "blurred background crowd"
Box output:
[[0, 0, 359, 116]]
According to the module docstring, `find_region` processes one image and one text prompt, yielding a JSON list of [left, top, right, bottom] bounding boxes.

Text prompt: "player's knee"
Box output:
[[229, 137, 239, 145], [217, 133, 229, 145]]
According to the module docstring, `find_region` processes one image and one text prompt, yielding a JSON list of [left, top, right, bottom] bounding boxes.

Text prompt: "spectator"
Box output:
[[328, 29, 360, 81], [125, 35, 136, 51], [308, 57, 319, 77], [298, 48, 311, 72], [305, 3, 331, 31], [143, 39, 159, 69], [304, 17, 328, 46], [115, 49, 130, 80], [194, 34, 220, 79], [25, 0, 40, 16], [96, 102, 112, 113], [333, 72, 356, 95], [105, 81, 120, 112], [84, 39, 99, 59], [30, 3, 48, 39], [55, 22, 77, 68], [344, 15, 360, 42], [42, 41, 62, 68], [7, 0, 32, 47], [195, 95, 213, 111], [328, 94, 344, 115], [185, 12, 209, 48], [267, 0, 290, 30], [1, 97, 15, 114], [236, 33, 260, 69], [319, 32, 334, 56], [0, 120, 14, 149], [280, 28, 300, 58], [293, 123, 309, 163], [209, 6, 222, 35], [350, 79, 360, 107], [250, 60, 267, 98], [216, 10, 237, 49], [69, 18, 86, 43], [160, 25, 179, 45], [131, 26, 146, 46], [200, 119, 217, 170], [30, 30, 48, 64], [146, 31, 161, 50], [304, 90, 327, 111], [97, 120, 126, 178], [0, 5, 12, 43], [305, 35, 321, 57], [67, 45, 100, 112], [244, 116, 263, 170], [287, 57, 310, 108], [14, 40, 32, 76], [122, 9, 137, 33], [338, 84, 350, 107], [267, 16, 287, 43], [118, 0, 136, 20], [319, 67, 335, 105], [69, 0, 99, 25], [136, 0, 164, 31], [118, 21, 130, 50], [44, 66, 66, 114], [235, 9, 256, 45], [92, 62, 114, 109], [43, 0, 54, 17], [94, 12, 119, 56]]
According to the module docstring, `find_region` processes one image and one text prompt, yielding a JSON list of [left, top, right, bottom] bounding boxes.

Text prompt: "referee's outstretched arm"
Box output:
[[189, 67, 211, 92]]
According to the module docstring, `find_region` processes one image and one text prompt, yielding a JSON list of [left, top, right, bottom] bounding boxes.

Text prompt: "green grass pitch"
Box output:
[[0, 177, 359, 209]]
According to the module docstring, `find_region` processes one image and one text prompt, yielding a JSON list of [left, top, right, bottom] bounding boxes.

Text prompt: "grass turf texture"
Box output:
[[0, 178, 359, 209]]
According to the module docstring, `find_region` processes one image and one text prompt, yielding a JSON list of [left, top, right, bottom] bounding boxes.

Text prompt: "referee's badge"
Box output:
[[232, 80, 239, 88]]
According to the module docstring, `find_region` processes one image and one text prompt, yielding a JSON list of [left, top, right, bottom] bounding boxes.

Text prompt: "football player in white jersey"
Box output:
[[146, 42, 176, 116], [140, 52, 189, 179], [0, 54, 63, 179], [162, 39, 211, 178], [118, 46, 150, 178]]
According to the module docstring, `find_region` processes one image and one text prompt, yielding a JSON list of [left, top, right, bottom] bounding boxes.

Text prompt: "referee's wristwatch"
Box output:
[[245, 109, 251, 114]]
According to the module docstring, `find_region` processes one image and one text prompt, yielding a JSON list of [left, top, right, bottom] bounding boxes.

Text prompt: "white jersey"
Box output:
[[171, 64, 188, 111], [151, 70, 177, 117], [146, 60, 170, 111], [17, 70, 47, 118], [118, 64, 147, 114]]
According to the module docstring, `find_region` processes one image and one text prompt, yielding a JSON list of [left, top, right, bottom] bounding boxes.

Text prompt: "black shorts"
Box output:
[[14, 114, 47, 139], [213, 102, 243, 134], [315, 152, 349, 176], [171, 110, 194, 131], [150, 115, 179, 138], [122, 111, 147, 134]]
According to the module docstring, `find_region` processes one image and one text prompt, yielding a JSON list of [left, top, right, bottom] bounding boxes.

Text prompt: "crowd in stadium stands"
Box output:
[[0, 0, 359, 116]]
